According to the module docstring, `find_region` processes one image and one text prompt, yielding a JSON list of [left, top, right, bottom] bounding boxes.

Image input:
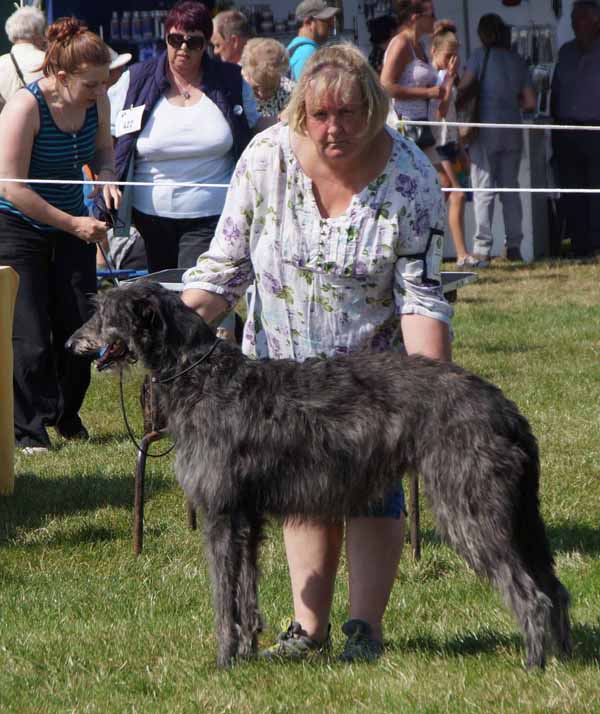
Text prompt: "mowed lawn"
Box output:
[[1, 259, 600, 713]]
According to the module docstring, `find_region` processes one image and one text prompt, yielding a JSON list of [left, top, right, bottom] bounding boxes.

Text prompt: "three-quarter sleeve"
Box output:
[[393, 171, 453, 326], [182, 153, 258, 306]]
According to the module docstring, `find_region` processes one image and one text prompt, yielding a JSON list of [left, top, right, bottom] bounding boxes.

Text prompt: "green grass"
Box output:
[[2, 258, 600, 713]]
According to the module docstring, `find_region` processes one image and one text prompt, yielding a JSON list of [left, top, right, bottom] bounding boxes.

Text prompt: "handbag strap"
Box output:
[[9, 51, 27, 88]]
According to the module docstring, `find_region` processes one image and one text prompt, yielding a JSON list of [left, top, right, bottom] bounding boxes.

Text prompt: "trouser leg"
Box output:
[[587, 131, 600, 252], [0, 215, 55, 447], [469, 141, 495, 257], [50, 233, 96, 431], [177, 215, 220, 269], [552, 131, 591, 256], [493, 149, 524, 250], [132, 209, 180, 272]]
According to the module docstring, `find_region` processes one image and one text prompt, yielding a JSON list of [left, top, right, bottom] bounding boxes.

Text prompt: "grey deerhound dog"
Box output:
[[67, 281, 571, 669]]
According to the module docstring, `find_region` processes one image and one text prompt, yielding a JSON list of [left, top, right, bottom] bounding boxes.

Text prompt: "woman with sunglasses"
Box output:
[[106, 0, 259, 274], [0, 17, 118, 452]]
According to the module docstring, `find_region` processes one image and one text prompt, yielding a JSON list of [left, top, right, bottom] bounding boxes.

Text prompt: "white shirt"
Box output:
[[108, 68, 260, 136], [0, 43, 44, 111], [132, 94, 234, 218]]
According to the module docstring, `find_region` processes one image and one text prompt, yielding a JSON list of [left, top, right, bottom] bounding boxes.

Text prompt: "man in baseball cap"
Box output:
[[287, 0, 339, 80]]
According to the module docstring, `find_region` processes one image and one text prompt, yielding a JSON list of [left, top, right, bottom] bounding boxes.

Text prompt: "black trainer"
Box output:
[[340, 619, 384, 663]]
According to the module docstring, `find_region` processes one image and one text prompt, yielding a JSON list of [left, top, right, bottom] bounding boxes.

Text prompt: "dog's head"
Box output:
[[66, 280, 215, 372]]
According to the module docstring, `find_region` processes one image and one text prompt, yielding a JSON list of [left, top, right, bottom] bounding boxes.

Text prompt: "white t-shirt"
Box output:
[[132, 95, 234, 218]]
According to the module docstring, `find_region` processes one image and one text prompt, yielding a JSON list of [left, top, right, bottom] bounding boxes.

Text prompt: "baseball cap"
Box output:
[[107, 46, 132, 71], [295, 0, 339, 22]]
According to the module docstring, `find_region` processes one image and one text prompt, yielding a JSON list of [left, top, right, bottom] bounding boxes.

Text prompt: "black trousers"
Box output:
[[0, 212, 96, 448], [552, 126, 600, 257], [132, 209, 220, 272]]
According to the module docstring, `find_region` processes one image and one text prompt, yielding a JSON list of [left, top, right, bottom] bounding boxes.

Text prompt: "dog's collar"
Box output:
[[151, 338, 220, 385]]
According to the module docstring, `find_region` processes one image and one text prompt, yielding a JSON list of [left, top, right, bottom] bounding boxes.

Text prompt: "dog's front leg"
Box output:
[[236, 509, 265, 659], [204, 512, 242, 668]]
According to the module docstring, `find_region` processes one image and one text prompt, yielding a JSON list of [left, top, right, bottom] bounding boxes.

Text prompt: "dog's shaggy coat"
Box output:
[[67, 281, 571, 668]]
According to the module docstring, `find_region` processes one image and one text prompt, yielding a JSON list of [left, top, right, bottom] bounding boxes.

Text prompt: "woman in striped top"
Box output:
[[0, 18, 120, 452]]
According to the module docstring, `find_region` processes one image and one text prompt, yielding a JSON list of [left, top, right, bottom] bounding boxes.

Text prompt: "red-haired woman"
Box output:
[[107, 0, 259, 273], [0, 17, 119, 452]]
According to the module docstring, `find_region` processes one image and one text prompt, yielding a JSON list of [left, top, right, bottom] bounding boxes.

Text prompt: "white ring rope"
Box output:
[[0, 177, 597, 194], [0, 119, 598, 193], [401, 119, 600, 132]]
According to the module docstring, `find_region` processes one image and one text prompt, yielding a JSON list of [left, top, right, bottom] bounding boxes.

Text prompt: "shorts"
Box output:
[[435, 141, 460, 163], [360, 483, 407, 519]]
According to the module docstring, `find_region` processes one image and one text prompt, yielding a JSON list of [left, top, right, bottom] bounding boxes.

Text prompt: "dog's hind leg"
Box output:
[[204, 512, 243, 668], [235, 510, 265, 659]]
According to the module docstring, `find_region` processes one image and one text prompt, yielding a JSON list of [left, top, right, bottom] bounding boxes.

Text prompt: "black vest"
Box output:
[[113, 51, 252, 182]]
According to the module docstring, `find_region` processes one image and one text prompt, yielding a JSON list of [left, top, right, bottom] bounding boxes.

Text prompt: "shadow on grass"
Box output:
[[0, 471, 171, 546], [386, 623, 600, 666], [387, 628, 520, 659], [548, 523, 600, 557], [474, 342, 545, 355]]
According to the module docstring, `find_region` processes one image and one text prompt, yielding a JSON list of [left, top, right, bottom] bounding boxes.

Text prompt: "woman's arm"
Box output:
[[401, 314, 451, 361], [456, 69, 477, 109], [89, 93, 122, 210], [181, 289, 230, 324], [0, 91, 107, 243], [380, 35, 441, 102], [519, 85, 537, 113]]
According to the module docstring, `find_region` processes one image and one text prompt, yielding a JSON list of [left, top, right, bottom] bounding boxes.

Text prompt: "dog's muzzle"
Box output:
[[96, 341, 131, 371]]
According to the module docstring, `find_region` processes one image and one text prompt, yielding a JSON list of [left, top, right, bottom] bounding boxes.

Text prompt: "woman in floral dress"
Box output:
[[240, 38, 295, 121], [182, 43, 452, 662]]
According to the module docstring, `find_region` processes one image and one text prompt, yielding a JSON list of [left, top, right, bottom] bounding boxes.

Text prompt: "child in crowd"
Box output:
[[430, 20, 477, 267]]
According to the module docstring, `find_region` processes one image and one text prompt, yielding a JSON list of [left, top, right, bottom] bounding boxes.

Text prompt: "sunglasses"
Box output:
[[167, 32, 206, 51]]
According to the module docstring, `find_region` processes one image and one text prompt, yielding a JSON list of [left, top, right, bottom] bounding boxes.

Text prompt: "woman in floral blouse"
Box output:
[[240, 38, 295, 120], [182, 44, 452, 662]]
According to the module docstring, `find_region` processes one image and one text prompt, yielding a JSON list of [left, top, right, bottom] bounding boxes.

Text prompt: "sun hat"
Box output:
[[107, 46, 132, 71], [295, 0, 339, 22]]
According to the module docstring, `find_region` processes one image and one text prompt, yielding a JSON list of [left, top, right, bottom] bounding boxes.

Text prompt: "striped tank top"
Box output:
[[0, 81, 98, 229]]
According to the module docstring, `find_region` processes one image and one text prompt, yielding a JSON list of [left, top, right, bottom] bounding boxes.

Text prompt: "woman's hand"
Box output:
[[428, 85, 444, 100], [101, 179, 122, 211], [447, 55, 458, 79], [70, 216, 108, 244]]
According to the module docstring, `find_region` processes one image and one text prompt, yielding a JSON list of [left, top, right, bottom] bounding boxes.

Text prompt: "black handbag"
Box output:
[[401, 100, 436, 150], [403, 121, 436, 149]]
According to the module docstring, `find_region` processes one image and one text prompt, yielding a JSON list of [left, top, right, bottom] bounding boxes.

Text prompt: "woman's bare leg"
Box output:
[[283, 519, 343, 641]]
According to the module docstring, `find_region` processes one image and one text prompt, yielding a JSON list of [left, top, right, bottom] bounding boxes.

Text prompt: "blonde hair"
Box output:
[[430, 19, 459, 54], [5, 6, 46, 44], [241, 38, 289, 88], [283, 43, 389, 141]]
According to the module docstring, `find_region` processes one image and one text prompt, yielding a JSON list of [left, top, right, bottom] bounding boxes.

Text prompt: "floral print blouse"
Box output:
[[183, 122, 452, 361], [254, 76, 295, 118]]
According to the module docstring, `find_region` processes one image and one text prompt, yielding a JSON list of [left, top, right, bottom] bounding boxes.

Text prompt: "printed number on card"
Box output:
[[115, 105, 145, 138]]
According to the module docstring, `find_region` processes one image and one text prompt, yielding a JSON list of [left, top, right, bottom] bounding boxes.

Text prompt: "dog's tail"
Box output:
[[513, 437, 572, 660]]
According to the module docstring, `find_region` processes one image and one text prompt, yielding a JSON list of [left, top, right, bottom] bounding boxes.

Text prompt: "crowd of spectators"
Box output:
[[0, 0, 599, 666]]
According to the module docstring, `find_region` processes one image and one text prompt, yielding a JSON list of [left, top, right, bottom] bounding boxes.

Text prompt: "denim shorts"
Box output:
[[361, 483, 407, 519]]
